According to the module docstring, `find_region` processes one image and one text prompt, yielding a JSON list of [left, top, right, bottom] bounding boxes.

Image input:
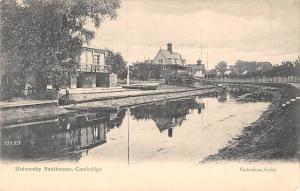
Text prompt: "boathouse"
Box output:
[[70, 47, 117, 88]]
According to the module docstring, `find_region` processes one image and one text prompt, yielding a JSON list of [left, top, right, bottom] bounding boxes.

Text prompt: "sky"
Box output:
[[88, 0, 300, 69]]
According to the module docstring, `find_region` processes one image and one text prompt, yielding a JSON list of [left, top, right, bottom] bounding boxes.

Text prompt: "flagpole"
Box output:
[[126, 4, 129, 86]]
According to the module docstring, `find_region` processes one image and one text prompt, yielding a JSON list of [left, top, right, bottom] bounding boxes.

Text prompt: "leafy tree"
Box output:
[[211, 57, 299, 79], [207, 68, 217, 79], [1, 0, 121, 97], [105, 50, 127, 78], [215, 61, 228, 77], [262, 59, 299, 78], [294, 56, 300, 77], [235, 60, 256, 74], [132, 62, 162, 80]]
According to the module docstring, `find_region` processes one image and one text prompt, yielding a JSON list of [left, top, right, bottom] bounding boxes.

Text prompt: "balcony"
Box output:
[[77, 64, 111, 73]]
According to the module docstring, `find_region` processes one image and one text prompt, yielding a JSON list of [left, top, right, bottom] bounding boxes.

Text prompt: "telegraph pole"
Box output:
[[206, 52, 208, 80], [126, 4, 129, 86]]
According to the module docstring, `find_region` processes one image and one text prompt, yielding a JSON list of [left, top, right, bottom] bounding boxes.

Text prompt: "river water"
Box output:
[[0, 92, 270, 163]]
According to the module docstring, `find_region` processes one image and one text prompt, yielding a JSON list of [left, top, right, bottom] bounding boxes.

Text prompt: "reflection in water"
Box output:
[[168, 128, 173, 138], [0, 110, 126, 161], [0, 93, 269, 162], [130, 98, 204, 132], [217, 90, 228, 102]]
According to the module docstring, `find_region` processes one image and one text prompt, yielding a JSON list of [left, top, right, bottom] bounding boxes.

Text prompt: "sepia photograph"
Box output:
[[0, 0, 299, 190]]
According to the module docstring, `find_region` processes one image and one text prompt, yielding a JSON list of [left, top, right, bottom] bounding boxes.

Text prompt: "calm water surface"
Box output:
[[0, 92, 270, 163]]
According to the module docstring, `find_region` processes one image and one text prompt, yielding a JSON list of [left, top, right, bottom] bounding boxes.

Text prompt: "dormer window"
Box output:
[[168, 58, 174, 64]]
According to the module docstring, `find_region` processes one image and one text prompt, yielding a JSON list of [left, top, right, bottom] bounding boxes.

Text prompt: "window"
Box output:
[[92, 50, 100, 65], [162, 65, 166, 70], [158, 58, 163, 64], [168, 58, 174, 64], [93, 55, 100, 65]]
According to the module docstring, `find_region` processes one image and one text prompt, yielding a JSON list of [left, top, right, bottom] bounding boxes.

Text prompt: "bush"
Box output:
[[166, 73, 195, 86]]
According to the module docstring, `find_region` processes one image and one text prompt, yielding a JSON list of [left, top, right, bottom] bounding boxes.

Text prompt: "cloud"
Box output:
[[89, 0, 300, 68]]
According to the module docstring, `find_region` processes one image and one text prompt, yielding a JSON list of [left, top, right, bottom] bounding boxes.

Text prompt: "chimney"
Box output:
[[197, 59, 202, 65], [167, 43, 172, 53]]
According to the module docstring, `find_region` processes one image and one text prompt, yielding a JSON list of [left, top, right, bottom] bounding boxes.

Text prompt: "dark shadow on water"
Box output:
[[0, 97, 208, 162], [0, 110, 126, 161]]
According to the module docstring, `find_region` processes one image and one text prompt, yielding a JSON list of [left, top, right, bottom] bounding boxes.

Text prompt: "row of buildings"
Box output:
[[74, 43, 206, 88], [0, 43, 205, 96], [61, 43, 206, 89]]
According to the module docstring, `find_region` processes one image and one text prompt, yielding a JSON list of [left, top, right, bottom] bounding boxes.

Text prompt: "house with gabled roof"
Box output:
[[153, 44, 185, 65], [151, 43, 188, 78]]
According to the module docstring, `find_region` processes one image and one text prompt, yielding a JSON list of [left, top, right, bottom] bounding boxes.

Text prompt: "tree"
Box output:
[[235, 60, 257, 74], [1, 0, 121, 97], [105, 50, 127, 78], [215, 61, 228, 77], [131, 62, 162, 80], [294, 56, 300, 77]]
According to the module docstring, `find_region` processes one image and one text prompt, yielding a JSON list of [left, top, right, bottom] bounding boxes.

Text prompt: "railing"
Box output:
[[207, 76, 300, 84], [78, 64, 111, 73]]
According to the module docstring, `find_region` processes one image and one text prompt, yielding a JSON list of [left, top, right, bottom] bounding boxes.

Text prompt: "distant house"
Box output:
[[186, 59, 206, 79], [151, 43, 188, 78], [70, 47, 117, 88]]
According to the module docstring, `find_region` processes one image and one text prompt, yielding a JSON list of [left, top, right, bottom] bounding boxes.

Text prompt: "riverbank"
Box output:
[[0, 85, 217, 126], [66, 88, 216, 111], [205, 83, 300, 162]]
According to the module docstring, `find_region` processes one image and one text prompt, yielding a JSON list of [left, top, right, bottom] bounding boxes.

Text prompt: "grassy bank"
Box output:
[[205, 84, 300, 161]]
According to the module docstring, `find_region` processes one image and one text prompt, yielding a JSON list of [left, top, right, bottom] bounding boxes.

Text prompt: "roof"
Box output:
[[186, 64, 205, 70], [159, 49, 184, 65], [186, 64, 202, 69], [82, 47, 106, 53]]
